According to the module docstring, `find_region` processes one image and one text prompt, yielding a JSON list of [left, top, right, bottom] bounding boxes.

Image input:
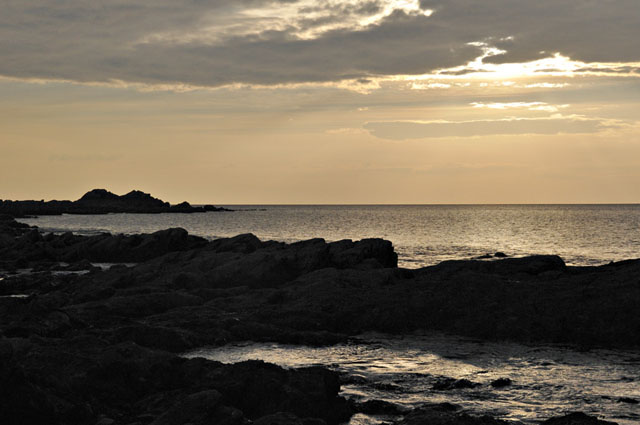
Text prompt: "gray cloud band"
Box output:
[[0, 0, 638, 87]]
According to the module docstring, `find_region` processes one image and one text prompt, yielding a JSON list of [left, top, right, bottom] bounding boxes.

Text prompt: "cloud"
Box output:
[[470, 102, 569, 113], [524, 83, 569, 89], [0, 0, 638, 88], [364, 116, 617, 140], [419, 0, 640, 64], [325, 127, 369, 135]]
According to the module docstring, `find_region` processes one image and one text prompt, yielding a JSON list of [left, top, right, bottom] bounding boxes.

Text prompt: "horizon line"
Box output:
[[203, 202, 640, 206]]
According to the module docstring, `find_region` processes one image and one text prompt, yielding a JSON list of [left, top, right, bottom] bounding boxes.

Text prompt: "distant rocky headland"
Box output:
[[0, 189, 230, 217], [0, 215, 634, 425]]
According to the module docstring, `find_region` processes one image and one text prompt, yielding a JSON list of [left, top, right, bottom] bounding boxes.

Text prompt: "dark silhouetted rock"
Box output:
[[430, 255, 566, 276], [432, 378, 480, 390], [0, 222, 638, 425], [206, 233, 264, 254], [0, 189, 230, 217], [356, 399, 405, 415], [328, 238, 398, 269], [394, 404, 508, 425], [78, 189, 120, 202], [211, 361, 352, 424], [149, 390, 244, 425], [490, 378, 513, 388], [169, 201, 195, 213], [253, 412, 327, 425], [541, 412, 618, 425], [0, 225, 208, 264], [0, 341, 63, 425]]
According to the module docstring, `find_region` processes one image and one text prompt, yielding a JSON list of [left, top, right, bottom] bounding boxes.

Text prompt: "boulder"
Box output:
[[490, 378, 512, 388], [208, 361, 352, 424], [149, 390, 244, 425], [429, 255, 566, 276], [253, 412, 326, 425], [394, 404, 508, 425], [432, 378, 480, 391], [328, 238, 398, 269], [60, 228, 207, 262], [206, 233, 265, 254]]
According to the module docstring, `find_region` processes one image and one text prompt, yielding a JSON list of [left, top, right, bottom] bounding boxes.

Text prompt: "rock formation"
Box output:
[[0, 216, 632, 425], [0, 189, 230, 217]]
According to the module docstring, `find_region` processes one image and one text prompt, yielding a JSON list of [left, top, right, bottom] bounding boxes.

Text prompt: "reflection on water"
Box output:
[[19, 204, 640, 268], [185, 333, 640, 425], [90, 263, 137, 270]]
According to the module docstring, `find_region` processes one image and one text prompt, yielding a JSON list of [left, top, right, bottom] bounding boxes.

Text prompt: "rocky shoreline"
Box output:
[[1, 214, 636, 425], [0, 189, 230, 218]]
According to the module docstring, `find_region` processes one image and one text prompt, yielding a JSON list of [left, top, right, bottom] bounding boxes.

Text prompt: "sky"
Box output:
[[1, 0, 639, 204]]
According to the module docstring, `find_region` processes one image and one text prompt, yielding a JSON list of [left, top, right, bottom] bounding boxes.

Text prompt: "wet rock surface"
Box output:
[[489, 378, 513, 388], [432, 378, 481, 391], [0, 216, 634, 424], [394, 404, 509, 425], [541, 412, 619, 425]]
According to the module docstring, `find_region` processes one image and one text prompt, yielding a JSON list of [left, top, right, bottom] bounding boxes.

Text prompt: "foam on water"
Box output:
[[184, 333, 640, 425]]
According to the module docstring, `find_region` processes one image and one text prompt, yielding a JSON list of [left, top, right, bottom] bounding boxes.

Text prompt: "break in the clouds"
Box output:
[[1, 0, 639, 89], [364, 116, 618, 140], [470, 102, 569, 113]]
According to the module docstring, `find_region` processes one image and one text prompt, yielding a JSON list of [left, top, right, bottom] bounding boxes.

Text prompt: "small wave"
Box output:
[[183, 333, 640, 425]]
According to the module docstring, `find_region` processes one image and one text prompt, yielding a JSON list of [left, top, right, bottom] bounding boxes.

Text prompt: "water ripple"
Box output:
[[184, 333, 640, 425]]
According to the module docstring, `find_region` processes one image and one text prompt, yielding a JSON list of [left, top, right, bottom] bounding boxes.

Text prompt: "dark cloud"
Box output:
[[574, 66, 640, 75], [299, 1, 383, 17], [294, 1, 385, 32], [424, 0, 639, 65], [0, 0, 638, 88]]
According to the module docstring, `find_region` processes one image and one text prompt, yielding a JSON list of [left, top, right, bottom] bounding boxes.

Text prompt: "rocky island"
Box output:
[[0, 215, 637, 425], [0, 189, 230, 218]]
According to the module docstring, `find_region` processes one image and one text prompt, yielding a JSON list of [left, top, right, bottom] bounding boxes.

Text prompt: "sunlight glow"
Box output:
[[396, 47, 640, 93], [137, 0, 433, 45], [428, 51, 640, 80], [242, 0, 433, 39], [471, 102, 569, 113]]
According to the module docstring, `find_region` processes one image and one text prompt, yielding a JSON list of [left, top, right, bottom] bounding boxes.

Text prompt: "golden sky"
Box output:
[[1, 0, 639, 203]]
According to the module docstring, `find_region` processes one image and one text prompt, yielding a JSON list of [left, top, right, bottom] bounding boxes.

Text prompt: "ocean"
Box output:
[[19, 204, 640, 268], [15, 205, 640, 424], [185, 333, 640, 425]]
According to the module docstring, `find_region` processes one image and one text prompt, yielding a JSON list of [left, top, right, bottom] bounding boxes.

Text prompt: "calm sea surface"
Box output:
[[20, 204, 640, 268]]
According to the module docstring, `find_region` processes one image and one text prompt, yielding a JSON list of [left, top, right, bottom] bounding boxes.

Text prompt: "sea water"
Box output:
[[185, 333, 640, 425], [19, 204, 640, 268], [17, 207, 640, 423]]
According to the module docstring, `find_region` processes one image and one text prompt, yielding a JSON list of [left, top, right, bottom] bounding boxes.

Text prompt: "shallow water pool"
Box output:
[[184, 333, 640, 424]]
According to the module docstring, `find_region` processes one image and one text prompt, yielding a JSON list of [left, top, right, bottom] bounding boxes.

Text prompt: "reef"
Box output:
[[1, 215, 634, 424], [0, 189, 229, 217]]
